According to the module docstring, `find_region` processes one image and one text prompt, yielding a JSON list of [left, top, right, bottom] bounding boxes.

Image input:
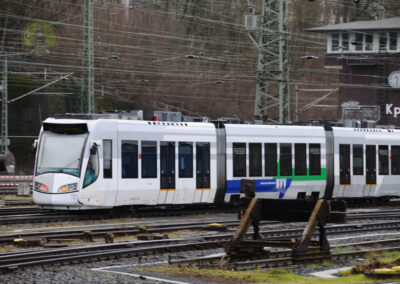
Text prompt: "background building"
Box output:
[[308, 17, 400, 126]]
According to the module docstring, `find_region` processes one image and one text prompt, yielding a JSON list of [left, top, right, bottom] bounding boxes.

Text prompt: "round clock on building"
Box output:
[[388, 70, 400, 89]]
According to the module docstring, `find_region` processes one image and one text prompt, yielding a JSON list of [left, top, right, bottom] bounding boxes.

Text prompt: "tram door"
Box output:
[[366, 145, 376, 195], [195, 143, 210, 203], [339, 144, 351, 197], [159, 142, 175, 204]]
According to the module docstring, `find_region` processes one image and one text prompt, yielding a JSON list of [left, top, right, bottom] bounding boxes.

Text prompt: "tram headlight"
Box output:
[[34, 182, 48, 192], [58, 183, 78, 193]]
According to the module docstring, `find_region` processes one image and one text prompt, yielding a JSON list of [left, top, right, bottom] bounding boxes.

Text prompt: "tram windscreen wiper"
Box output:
[[61, 158, 81, 169], [58, 168, 80, 175]]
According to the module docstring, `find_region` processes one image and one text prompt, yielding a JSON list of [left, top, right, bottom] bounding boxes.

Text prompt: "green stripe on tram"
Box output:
[[274, 168, 327, 181]]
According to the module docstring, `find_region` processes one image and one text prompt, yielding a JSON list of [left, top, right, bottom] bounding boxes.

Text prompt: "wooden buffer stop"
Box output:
[[224, 180, 346, 262]]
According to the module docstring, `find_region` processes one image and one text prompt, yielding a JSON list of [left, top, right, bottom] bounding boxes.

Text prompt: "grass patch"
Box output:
[[333, 246, 355, 254], [365, 251, 400, 264], [142, 266, 375, 283], [167, 229, 204, 238], [308, 263, 321, 269], [322, 260, 334, 267], [4, 195, 33, 200]]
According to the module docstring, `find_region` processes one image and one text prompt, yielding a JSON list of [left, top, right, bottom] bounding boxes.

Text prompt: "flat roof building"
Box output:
[[307, 18, 400, 126]]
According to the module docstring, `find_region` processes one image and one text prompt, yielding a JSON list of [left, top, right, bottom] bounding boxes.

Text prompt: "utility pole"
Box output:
[[81, 0, 95, 113], [377, 0, 385, 19], [246, 0, 290, 124], [1, 55, 8, 154], [294, 85, 298, 123]]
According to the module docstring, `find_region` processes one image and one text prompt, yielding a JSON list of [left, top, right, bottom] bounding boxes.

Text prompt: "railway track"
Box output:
[[346, 208, 400, 220], [0, 218, 241, 245], [2, 229, 400, 273], [169, 241, 400, 271], [4, 199, 35, 206], [0, 205, 237, 225], [3, 206, 400, 226], [1, 218, 400, 246], [0, 207, 46, 216], [2, 217, 400, 272], [0, 237, 224, 272]]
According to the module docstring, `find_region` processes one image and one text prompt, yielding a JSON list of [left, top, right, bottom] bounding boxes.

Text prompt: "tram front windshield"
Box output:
[[36, 132, 88, 177]]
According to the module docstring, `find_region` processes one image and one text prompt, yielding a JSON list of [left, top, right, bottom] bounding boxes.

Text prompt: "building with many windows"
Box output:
[[307, 17, 400, 126]]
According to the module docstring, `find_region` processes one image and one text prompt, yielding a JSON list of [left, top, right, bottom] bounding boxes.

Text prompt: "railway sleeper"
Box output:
[[104, 233, 115, 244], [13, 238, 46, 248], [82, 231, 94, 242], [136, 233, 168, 241]]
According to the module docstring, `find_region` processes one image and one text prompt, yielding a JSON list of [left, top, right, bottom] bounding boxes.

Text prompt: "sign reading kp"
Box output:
[[386, 104, 400, 118]]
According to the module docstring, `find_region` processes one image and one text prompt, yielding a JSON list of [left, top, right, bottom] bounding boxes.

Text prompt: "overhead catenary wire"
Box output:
[[1, 0, 399, 118]]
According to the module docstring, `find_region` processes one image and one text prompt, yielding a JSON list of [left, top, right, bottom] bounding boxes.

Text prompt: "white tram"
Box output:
[[33, 114, 400, 210]]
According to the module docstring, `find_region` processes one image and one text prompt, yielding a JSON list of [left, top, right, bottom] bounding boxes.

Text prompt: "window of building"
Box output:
[[249, 143, 262, 177], [295, 144, 307, 176], [390, 32, 397, 51], [309, 144, 321, 176], [265, 143, 277, 176], [352, 144, 363, 175], [391, 146, 400, 175], [379, 145, 389, 175], [142, 141, 157, 178], [379, 32, 387, 51], [179, 142, 193, 178], [342, 33, 349, 51], [280, 143, 292, 176], [122, 141, 138, 178], [355, 33, 364, 51], [103, 140, 112, 178], [365, 34, 373, 51], [233, 143, 246, 177], [332, 33, 340, 51]]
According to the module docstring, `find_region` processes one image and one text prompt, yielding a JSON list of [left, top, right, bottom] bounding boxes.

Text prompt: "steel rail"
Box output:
[[2, 219, 400, 272], [2, 204, 400, 226], [229, 241, 400, 271], [2, 234, 400, 273], [0, 219, 242, 245], [2, 216, 400, 247], [0, 206, 237, 225], [169, 240, 400, 270]]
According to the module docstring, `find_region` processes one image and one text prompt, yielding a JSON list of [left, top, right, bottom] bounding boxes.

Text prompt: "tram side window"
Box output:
[[179, 142, 193, 178], [280, 143, 292, 176], [379, 145, 389, 175], [233, 143, 246, 177], [103, 140, 112, 178], [122, 141, 138, 178], [340, 144, 351, 185], [391, 146, 400, 175], [309, 144, 321, 176], [249, 143, 262, 177], [295, 144, 306, 176], [265, 143, 277, 176], [353, 144, 363, 175], [142, 141, 157, 178]]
